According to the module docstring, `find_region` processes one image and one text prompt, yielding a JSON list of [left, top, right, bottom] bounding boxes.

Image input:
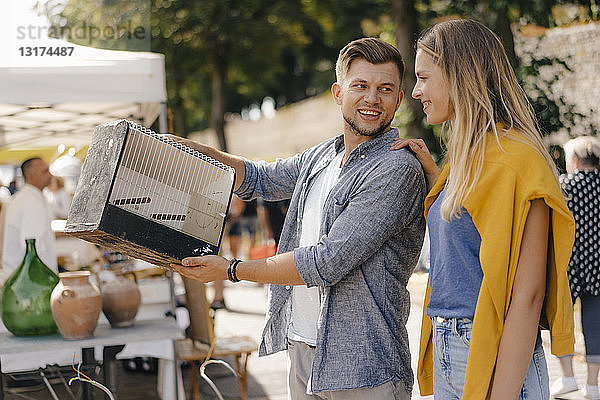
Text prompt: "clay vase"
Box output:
[[101, 271, 141, 328], [50, 271, 102, 340]]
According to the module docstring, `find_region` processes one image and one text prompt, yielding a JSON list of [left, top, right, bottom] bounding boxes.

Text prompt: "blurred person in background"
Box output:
[[211, 196, 259, 310], [2, 158, 57, 278], [552, 136, 600, 400], [7, 180, 17, 196], [44, 176, 71, 219], [257, 199, 290, 246], [227, 196, 258, 259]]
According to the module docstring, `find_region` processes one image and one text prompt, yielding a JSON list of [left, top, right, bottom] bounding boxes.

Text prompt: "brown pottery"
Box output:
[[50, 271, 102, 340], [101, 271, 141, 328]]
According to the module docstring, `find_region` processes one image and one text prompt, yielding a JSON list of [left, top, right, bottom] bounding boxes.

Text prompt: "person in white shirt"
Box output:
[[2, 158, 57, 278], [44, 176, 71, 219]]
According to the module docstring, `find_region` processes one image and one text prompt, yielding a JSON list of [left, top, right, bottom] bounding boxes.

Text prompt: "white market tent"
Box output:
[[0, 37, 167, 163]]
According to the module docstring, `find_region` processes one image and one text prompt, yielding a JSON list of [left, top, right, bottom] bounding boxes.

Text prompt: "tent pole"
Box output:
[[159, 102, 168, 133]]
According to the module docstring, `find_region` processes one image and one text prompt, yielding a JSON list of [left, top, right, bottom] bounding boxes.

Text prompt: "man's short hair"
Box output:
[[21, 157, 42, 180], [335, 37, 404, 85]]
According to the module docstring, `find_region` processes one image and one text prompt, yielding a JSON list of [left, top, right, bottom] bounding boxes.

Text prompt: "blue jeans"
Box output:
[[431, 317, 549, 399]]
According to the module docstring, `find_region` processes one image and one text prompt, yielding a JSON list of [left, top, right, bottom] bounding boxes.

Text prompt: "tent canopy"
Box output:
[[0, 37, 167, 163]]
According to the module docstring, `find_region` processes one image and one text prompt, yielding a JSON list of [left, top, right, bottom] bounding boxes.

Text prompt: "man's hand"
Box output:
[[170, 255, 229, 283]]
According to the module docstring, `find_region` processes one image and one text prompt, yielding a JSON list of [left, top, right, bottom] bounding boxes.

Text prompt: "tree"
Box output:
[[40, 0, 427, 151], [391, 0, 441, 157], [152, 0, 398, 149], [150, 0, 316, 150], [39, 0, 317, 149], [411, 0, 599, 145]]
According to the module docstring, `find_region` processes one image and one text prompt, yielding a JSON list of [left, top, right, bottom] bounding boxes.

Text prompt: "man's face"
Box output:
[[332, 59, 403, 138], [26, 159, 52, 189]]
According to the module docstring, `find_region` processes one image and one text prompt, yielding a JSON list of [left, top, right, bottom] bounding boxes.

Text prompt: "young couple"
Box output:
[[171, 19, 575, 400]]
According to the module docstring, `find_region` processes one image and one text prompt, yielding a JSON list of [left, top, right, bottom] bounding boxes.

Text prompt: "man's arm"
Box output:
[[168, 135, 304, 201], [294, 161, 425, 287], [170, 252, 304, 285], [2, 210, 20, 272], [391, 138, 440, 191], [166, 135, 246, 191], [172, 158, 426, 287]]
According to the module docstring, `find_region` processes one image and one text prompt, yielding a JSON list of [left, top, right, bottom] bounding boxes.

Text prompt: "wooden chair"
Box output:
[[176, 278, 257, 400]]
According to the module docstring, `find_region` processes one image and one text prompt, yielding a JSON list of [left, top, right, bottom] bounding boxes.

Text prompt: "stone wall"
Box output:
[[515, 22, 600, 141]]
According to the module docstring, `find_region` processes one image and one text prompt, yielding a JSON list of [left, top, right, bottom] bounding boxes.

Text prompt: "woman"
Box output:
[[391, 19, 575, 399], [551, 136, 600, 400]]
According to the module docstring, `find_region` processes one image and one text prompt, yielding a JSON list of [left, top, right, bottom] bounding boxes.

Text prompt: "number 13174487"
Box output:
[[19, 47, 74, 56]]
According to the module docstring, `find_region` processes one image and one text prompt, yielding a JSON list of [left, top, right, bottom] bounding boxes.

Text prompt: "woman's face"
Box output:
[[412, 49, 451, 125]]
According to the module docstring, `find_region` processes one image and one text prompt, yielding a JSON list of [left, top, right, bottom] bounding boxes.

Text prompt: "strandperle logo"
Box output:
[[15, 21, 148, 45]]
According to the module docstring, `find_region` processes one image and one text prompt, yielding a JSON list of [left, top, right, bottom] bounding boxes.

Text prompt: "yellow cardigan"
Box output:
[[417, 131, 575, 399]]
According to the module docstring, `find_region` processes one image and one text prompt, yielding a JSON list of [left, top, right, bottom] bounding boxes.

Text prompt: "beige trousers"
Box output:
[[286, 339, 411, 400]]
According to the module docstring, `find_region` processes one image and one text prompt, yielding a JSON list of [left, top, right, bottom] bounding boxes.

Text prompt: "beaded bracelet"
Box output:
[[227, 258, 242, 283], [230, 259, 242, 283], [227, 258, 235, 282]]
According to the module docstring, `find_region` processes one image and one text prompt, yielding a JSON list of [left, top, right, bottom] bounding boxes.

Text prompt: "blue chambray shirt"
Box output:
[[235, 128, 426, 394]]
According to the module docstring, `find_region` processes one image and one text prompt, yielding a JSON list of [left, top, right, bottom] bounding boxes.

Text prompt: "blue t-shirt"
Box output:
[[426, 188, 483, 319]]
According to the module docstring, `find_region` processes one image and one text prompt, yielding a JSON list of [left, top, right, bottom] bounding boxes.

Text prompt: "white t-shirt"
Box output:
[[288, 151, 344, 346], [2, 184, 58, 279], [43, 188, 71, 219]]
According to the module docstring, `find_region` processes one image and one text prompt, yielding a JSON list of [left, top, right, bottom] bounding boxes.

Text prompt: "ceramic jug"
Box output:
[[101, 270, 141, 328], [51, 271, 102, 340]]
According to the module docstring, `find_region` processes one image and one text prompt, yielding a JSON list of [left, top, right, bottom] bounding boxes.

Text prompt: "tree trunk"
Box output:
[[172, 72, 188, 137], [168, 47, 189, 136], [493, 5, 519, 70], [211, 55, 228, 152], [391, 0, 441, 157]]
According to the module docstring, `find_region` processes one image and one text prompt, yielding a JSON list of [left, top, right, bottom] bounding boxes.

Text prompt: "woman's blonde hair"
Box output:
[[417, 19, 558, 220]]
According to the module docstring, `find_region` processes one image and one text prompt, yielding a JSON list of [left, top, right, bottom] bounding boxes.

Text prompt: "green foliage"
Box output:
[[418, 0, 597, 28], [150, 0, 318, 135], [37, 0, 151, 51], [151, 0, 393, 135], [38, 0, 394, 137], [519, 53, 575, 135], [415, 0, 599, 142], [39, 0, 597, 148]]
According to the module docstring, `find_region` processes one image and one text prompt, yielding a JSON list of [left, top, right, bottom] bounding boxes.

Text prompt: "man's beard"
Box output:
[[343, 113, 393, 137]]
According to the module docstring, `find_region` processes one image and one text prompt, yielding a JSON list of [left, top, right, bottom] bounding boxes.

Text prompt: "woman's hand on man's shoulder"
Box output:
[[390, 138, 440, 191]]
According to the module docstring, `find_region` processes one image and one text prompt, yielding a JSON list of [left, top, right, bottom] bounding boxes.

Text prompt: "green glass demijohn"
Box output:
[[1, 239, 59, 336]]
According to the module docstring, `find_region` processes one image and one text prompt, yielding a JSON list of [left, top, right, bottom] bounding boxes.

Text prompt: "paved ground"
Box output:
[[203, 272, 591, 400], [4, 272, 590, 399]]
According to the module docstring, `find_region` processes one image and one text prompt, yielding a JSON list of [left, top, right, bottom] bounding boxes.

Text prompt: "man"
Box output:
[[171, 38, 426, 399], [2, 158, 57, 277]]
